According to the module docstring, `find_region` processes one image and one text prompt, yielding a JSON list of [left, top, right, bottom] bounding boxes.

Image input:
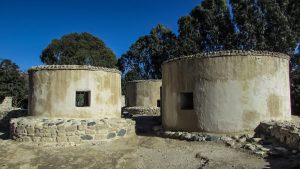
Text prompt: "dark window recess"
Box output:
[[76, 91, 90, 107], [157, 100, 161, 107], [180, 92, 193, 110]]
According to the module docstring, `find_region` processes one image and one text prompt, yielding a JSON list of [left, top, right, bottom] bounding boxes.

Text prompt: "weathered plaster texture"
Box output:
[[10, 117, 135, 143], [162, 50, 291, 133], [125, 80, 162, 107], [28, 65, 121, 119]]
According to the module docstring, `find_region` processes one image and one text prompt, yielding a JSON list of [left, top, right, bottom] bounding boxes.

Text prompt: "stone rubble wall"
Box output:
[[257, 120, 300, 150], [0, 109, 28, 129], [122, 106, 160, 116], [10, 117, 136, 143], [0, 97, 13, 111]]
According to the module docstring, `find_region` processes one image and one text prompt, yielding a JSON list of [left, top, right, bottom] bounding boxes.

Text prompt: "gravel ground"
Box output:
[[0, 134, 299, 169]]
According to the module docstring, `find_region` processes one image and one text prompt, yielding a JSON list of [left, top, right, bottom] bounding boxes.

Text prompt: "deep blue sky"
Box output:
[[0, 0, 201, 71]]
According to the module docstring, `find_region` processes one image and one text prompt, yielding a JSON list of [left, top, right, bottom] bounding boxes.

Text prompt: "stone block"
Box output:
[[32, 137, 41, 142], [95, 134, 107, 140], [107, 132, 116, 139], [77, 125, 86, 131], [57, 132, 66, 137], [117, 129, 126, 137], [56, 136, 68, 142], [85, 129, 96, 134], [41, 137, 55, 142], [80, 135, 93, 140], [65, 125, 77, 132], [66, 132, 75, 136], [16, 126, 26, 134], [67, 136, 81, 143]]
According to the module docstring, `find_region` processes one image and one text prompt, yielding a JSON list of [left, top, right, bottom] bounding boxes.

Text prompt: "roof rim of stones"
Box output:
[[163, 50, 290, 65], [28, 65, 121, 74], [127, 79, 162, 83]]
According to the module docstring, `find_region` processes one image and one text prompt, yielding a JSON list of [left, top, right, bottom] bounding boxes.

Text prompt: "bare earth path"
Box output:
[[0, 135, 296, 169]]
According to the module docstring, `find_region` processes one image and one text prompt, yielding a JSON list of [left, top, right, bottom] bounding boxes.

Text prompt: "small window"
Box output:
[[180, 92, 193, 110], [76, 91, 90, 107], [157, 100, 161, 107]]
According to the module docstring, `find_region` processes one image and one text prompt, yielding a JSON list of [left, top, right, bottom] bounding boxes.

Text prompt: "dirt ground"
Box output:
[[0, 134, 299, 169]]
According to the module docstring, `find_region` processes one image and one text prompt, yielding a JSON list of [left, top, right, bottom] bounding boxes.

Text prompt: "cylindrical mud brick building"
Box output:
[[28, 65, 121, 119], [126, 80, 162, 107], [162, 51, 291, 133]]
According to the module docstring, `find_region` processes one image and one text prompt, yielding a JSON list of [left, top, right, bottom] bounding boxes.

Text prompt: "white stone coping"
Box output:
[[28, 65, 121, 74], [163, 50, 290, 65]]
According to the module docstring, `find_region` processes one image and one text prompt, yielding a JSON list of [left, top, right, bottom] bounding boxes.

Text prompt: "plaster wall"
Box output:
[[162, 51, 291, 133], [0, 97, 12, 111], [126, 80, 162, 107], [28, 65, 121, 119]]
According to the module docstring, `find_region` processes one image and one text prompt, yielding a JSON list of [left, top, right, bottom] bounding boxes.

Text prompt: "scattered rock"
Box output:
[[252, 137, 262, 143], [225, 140, 235, 147], [244, 143, 256, 151]]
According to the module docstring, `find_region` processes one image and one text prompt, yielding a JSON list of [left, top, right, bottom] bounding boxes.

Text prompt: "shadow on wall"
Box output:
[[0, 109, 28, 139]]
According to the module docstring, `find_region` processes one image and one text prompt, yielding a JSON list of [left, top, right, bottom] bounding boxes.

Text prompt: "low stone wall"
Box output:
[[0, 109, 28, 129], [256, 120, 300, 150], [10, 117, 135, 143], [122, 106, 160, 116]]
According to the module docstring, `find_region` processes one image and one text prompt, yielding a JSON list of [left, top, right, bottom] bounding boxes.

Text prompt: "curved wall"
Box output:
[[162, 51, 291, 133], [126, 80, 162, 107], [28, 65, 121, 119]]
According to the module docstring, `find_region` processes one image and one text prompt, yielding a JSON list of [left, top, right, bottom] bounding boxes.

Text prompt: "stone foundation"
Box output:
[[10, 117, 135, 143], [0, 109, 28, 129], [257, 120, 300, 150], [122, 106, 160, 115]]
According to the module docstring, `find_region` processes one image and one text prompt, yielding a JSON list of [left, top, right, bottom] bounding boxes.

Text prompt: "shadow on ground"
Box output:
[[131, 115, 161, 136]]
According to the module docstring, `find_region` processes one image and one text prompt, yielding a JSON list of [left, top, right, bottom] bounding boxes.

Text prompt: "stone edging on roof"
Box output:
[[163, 50, 289, 65], [127, 79, 162, 83], [28, 65, 121, 74]]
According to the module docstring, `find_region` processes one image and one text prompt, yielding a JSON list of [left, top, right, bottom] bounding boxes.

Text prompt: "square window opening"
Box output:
[[180, 92, 193, 110], [157, 100, 161, 107], [76, 91, 91, 107]]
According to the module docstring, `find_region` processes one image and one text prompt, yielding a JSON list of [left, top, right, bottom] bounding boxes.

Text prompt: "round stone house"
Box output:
[[126, 80, 162, 107], [10, 65, 136, 143], [124, 80, 162, 115], [162, 51, 291, 133], [28, 65, 122, 119]]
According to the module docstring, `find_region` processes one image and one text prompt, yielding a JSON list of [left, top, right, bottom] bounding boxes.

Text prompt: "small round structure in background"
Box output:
[[123, 80, 162, 115]]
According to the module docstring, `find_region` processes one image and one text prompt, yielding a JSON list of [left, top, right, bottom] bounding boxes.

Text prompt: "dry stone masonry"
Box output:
[[10, 117, 135, 143], [257, 120, 300, 150]]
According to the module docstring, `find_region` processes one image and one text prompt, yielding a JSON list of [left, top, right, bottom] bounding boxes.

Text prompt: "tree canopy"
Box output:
[[178, 0, 236, 54], [41, 32, 117, 68], [119, 24, 177, 79], [0, 59, 28, 108], [231, 0, 298, 54], [119, 0, 299, 81]]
